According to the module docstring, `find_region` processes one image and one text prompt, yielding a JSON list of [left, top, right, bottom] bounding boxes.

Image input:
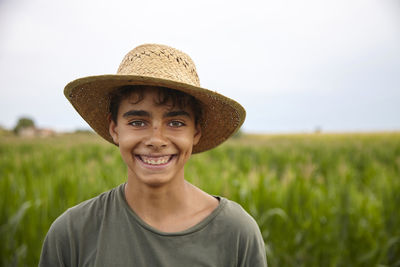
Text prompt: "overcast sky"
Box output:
[[1, 0, 399, 133]]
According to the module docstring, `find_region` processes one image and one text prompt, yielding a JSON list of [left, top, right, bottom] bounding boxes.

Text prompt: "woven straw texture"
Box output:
[[64, 44, 245, 153]]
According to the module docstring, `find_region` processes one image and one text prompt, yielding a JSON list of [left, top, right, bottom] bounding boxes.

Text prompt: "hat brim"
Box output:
[[64, 74, 246, 153]]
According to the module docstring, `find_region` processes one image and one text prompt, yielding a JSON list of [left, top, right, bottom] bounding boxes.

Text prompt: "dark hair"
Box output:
[[109, 85, 203, 124]]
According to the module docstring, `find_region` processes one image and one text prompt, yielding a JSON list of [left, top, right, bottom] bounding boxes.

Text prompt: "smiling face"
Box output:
[[109, 87, 201, 188]]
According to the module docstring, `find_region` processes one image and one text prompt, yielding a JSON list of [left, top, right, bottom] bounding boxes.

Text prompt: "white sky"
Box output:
[[0, 0, 399, 133]]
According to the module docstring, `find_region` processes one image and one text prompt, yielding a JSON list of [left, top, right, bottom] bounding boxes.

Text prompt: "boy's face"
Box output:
[[109, 88, 201, 187]]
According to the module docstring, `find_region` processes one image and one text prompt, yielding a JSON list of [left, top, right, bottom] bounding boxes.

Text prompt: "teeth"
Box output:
[[140, 155, 171, 165]]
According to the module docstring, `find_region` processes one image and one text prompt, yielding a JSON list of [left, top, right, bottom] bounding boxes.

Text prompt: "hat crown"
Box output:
[[117, 44, 200, 87]]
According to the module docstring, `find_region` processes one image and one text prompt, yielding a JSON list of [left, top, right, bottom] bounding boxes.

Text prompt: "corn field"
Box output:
[[1, 132, 399, 266]]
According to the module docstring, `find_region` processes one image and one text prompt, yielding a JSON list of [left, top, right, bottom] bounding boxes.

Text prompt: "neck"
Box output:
[[123, 170, 219, 233], [124, 174, 192, 222]]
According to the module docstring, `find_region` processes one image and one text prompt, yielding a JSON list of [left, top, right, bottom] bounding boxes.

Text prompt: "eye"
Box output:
[[168, 120, 185, 127], [129, 120, 146, 127]]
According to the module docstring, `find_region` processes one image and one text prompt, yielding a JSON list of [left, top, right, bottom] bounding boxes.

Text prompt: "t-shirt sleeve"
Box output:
[[239, 222, 268, 267], [225, 200, 268, 267], [39, 213, 72, 267]]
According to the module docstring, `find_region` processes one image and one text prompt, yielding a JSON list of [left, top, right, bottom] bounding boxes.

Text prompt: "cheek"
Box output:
[[118, 144, 134, 165], [171, 134, 196, 151], [117, 128, 142, 145], [117, 135, 140, 158]]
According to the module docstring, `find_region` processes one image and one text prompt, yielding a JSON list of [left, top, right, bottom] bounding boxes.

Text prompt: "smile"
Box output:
[[137, 155, 175, 166]]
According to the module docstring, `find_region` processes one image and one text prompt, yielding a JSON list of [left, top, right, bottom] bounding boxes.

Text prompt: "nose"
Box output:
[[144, 125, 168, 149]]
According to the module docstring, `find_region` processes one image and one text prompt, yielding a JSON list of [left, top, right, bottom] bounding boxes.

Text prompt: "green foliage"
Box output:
[[1, 133, 400, 266], [13, 117, 35, 134], [0, 125, 12, 137]]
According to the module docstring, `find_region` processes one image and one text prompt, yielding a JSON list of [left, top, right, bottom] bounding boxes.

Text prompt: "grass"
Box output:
[[1, 132, 400, 266]]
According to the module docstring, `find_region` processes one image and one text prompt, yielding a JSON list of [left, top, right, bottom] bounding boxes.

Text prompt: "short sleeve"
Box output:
[[221, 199, 268, 267], [39, 213, 72, 267], [239, 223, 268, 267]]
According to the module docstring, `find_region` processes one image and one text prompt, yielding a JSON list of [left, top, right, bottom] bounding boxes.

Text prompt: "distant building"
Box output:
[[19, 126, 37, 137], [38, 128, 56, 137], [18, 126, 56, 138]]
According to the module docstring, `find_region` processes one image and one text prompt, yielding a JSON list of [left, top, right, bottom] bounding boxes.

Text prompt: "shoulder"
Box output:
[[39, 185, 123, 266], [213, 198, 268, 266], [217, 198, 261, 236], [46, 184, 122, 239]]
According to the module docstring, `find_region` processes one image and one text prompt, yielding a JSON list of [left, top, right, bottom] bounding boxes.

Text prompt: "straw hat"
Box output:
[[64, 44, 245, 153]]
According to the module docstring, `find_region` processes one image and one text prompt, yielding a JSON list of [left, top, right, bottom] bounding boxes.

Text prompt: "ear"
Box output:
[[108, 115, 119, 145], [193, 123, 202, 146]]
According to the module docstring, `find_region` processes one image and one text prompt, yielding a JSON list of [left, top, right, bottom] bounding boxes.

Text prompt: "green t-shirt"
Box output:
[[39, 183, 267, 267]]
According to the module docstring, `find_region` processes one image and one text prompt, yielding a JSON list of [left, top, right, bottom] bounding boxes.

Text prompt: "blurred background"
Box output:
[[1, 0, 400, 266], [1, 0, 399, 134]]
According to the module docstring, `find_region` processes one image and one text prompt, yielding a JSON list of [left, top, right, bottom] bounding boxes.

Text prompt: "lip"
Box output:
[[135, 154, 176, 169]]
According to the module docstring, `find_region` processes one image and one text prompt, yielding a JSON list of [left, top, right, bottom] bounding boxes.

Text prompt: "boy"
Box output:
[[40, 44, 267, 266]]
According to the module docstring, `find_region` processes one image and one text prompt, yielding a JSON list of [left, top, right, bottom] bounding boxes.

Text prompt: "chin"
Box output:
[[139, 175, 175, 188]]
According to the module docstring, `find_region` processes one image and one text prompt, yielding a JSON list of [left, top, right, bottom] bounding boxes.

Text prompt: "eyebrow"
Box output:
[[122, 110, 150, 118], [164, 111, 191, 118]]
